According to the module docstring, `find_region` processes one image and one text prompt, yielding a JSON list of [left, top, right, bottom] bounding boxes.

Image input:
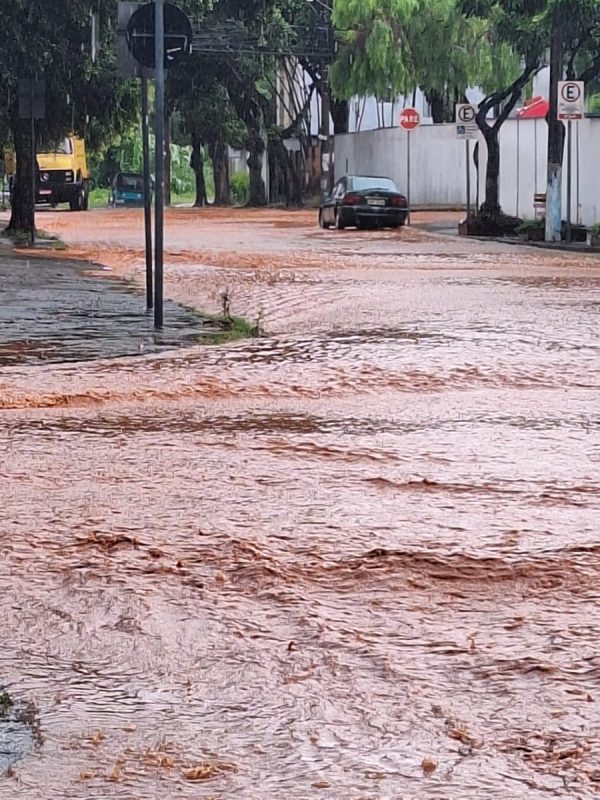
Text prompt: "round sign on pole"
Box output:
[[127, 2, 193, 70], [457, 105, 476, 124], [399, 107, 421, 131], [561, 81, 582, 104]]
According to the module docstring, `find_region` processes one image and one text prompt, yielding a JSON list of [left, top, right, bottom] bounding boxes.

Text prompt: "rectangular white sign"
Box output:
[[455, 103, 478, 139], [558, 81, 584, 120]]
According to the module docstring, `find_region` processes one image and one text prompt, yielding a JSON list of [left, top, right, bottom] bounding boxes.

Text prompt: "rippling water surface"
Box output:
[[1, 209, 599, 798]]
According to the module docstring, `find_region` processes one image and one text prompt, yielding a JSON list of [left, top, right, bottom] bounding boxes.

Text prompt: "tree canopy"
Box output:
[[5, 0, 600, 230], [1, 0, 138, 231]]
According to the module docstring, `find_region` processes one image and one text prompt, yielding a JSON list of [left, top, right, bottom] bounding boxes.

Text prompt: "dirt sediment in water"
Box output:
[[1, 207, 599, 798]]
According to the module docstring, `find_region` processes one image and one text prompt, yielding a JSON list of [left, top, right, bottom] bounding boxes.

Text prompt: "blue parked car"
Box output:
[[109, 172, 149, 207]]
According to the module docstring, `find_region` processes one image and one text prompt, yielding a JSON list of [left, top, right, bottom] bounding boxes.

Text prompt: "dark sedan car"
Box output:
[[319, 175, 408, 230]]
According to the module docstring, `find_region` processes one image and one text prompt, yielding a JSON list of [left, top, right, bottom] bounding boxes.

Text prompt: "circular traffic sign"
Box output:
[[560, 81, 582, 103], [399, 107, 421, 131], [457, 105, 476, 124], [127, 2, 193, 70]]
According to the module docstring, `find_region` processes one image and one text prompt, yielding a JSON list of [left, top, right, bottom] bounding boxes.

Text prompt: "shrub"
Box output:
[[230, 172, 250, 206], [468, 210, 522, 237], [515, 219, 544, 234]]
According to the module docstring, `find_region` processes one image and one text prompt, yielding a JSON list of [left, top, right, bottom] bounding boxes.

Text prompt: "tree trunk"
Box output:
[[428, 90, 446, 124], [210, 139, 230, 206], [545, 28, 565, 242], [247, 132, 266, 207], [481, 126, 501, 215], [7, 119, 35, 235], [331, 98, 349, 134], [190, 134, 207, 208], [268, 138, 302, 207]]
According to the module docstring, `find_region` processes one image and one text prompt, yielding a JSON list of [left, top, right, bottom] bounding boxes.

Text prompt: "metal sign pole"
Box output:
[[30, 83, 36, 246], [566, 119, 572, 243], [141, 75, 153, 310], [406, 130, 411, 226], [154, 0, 165, 329], [465, 139, 471, 216]]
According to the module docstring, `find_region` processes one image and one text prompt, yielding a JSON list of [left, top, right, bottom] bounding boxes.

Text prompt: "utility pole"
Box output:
[[545, 28, 564, 242], [141, 75, 153, 310], [154, 0, 165, 329], [320, 68, 332, 194]]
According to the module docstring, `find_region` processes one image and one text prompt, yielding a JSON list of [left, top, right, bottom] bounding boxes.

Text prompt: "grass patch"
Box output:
[[89, 188, 110, 209], [200, 291, 264, 344], [7, 230, 32, 248], [0, 691, 14, 714], [90, 188, 201, 209], [204, 314, 262, 345], [171, 191, 197, 206], [2, 227, 68, 250]]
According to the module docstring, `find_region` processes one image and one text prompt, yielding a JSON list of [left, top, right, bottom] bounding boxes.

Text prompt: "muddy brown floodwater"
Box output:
[[1, 207, 600, 798]]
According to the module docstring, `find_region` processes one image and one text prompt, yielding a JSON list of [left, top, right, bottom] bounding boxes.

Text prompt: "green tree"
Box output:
[[169, 58, 246, 206], [463, 0, 600, 218], [0, 1, 138, 235], [331, 0, 526, 215]]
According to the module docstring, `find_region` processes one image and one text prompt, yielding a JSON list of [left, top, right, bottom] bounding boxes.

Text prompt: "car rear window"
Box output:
[[118, 175, 144, 191], [350, 177, 397, 192]]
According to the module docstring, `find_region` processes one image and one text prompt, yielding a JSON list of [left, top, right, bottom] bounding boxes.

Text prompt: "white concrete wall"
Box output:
[[478, 117, 600, 226], [334, 124, 477, 207], [335, 117, 600, 224]]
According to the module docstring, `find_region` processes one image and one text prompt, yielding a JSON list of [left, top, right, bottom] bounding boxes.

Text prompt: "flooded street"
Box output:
[[1, 207, 600, 798]]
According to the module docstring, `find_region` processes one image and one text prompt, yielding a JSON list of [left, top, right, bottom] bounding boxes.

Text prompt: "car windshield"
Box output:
[[117, 174, 144, 192], [38, 137, 73, 155], [350, 176, 396, 192]]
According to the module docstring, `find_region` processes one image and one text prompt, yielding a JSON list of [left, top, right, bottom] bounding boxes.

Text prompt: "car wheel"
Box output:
[[319, 209, 331, 229], [334, 209, 346, 230], [70, 188, 85, 211]]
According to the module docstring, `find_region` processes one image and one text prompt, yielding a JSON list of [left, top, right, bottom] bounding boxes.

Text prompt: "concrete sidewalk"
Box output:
[[415, 218, 600, 254], [0, 252, 220, 367]]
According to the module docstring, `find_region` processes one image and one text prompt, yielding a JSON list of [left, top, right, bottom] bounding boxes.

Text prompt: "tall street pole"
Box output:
[[141, 75, 153, 310], [545, 28, 564, 243], [154, 0, 165, 329], [406, 130, 411, 226], [30, 84, 36, 247], [320, 68, 331, 195], [566, 119, 572, 242]]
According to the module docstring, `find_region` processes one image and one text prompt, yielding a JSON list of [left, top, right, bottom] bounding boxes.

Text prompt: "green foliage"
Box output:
[[0, 1, 138, 149], [515, 218, 544, 233], [169, 143, 195, 195], [469, 210, 522, 236], [1, 1, 140, 232], [331, 0, 519, 109], [588, 93, 600, 113], [230, 172, 250, 205]]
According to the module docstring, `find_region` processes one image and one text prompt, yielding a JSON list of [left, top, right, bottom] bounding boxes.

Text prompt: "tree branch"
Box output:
[[282, 84, 315, 138], [476, 57, 541, 131], [578, 50, 600, 83]]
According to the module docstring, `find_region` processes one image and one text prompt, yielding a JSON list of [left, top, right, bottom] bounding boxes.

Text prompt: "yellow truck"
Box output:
[[4, 135, 91, 211]]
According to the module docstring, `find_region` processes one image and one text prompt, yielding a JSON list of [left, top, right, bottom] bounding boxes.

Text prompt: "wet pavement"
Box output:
[[0, 254, 220, 366], [1, 207, 600, 798]]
